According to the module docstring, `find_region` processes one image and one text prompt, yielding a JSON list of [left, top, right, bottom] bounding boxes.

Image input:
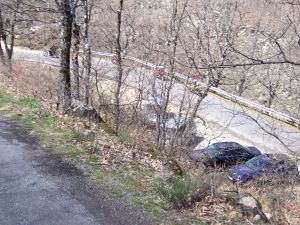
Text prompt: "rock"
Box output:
[[225, 192, 269, 223], [264, 213, 272, 220], [253, 214, 261, 221], [68, 100, 104, 123], [238, 195, 260, 209], [165, 158, 183, 176], [186, 133, 204, 148], [82, 130, 95, 141]]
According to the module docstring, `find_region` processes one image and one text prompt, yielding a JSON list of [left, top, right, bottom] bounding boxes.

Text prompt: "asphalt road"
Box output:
[[0, 118, 149, 225], [12, 48, 300, 156]]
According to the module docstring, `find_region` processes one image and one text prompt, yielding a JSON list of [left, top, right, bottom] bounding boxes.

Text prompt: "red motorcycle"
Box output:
[[154, 66, 167, 80], [111, 55, 121, 64], [191, 75, 201, 85]]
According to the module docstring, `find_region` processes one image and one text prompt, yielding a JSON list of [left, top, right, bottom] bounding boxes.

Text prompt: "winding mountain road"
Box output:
[[13, 47, 300, 157]]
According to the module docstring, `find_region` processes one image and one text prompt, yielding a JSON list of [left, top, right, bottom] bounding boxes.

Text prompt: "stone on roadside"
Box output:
[[68, 100, 104, 123], [83, 130, 96, 141], [225, 192, 269, 223]]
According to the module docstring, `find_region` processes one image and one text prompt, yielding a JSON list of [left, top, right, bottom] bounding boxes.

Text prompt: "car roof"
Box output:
[[145, 94, 162, 106], [210, 142, 243, 149], [249, 154, 271, 161], [265, 153, 292, 162], [254, 154, 291, 163], [164, 116, 190, 129]]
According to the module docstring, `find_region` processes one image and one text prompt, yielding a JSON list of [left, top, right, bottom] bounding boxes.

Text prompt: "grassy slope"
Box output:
[[0, 89, 208, 225]]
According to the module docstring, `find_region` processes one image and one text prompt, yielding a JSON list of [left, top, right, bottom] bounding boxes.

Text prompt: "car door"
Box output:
[[215, 148, 238, 164], [214, 149, 227, 164]]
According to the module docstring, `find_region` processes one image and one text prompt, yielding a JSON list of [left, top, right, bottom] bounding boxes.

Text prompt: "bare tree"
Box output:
[[112, 0, 124, 134], [0, 9, 5, 65], [0, 0, 52, 71], [57, 0, 73, 110], [0, 0, 20, 72], [72, 20, 80, 100], [82, 0, 94, 105], [157, 0, 190, 150], [56, 0, 80, 110]]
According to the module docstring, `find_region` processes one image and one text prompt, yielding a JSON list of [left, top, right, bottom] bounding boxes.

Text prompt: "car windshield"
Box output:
[[207, 143, 219, 151], [245, 156, 270, 171], [207, 142, 241, 151], [205, 144, 221, 156]]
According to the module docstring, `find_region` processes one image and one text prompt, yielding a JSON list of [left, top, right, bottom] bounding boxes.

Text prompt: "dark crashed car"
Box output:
[[228, 154, 299, 183], [188, 142, 261, 167]]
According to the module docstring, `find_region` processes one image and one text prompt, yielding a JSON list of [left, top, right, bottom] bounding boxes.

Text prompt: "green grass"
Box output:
[[87, 155, 98, 165], [0, 90, 15, 107], [119, 131, 136, 145], [15, 97, 39, 108], [71, 130, 95, 142], [0, 90, 163, 217]]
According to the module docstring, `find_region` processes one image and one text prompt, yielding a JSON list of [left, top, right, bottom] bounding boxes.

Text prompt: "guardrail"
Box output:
[[94, 51, 300, 128], [20, 58, 60, 68]]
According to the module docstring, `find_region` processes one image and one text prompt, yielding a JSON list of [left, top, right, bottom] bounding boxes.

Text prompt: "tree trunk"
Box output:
[[157, 0, 189, 150], [169, 77, 190, 150], [237, 77, 246, 96], [59, 0, 73, 111], [0, 9, 5, 65], [0, 39, 5, 65], [190, 94, 204, 120], [268, 90, 276, 108], [72, 22, 80, 100], [114, 0, 124, 134], [6, 21, 15, 72], [82, 0, 92, 105], [1, 8, 17, 73]]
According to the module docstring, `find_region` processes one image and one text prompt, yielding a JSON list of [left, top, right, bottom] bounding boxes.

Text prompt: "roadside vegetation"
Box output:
[[1, 63, 300, 224], [0, 67, 205, 224]]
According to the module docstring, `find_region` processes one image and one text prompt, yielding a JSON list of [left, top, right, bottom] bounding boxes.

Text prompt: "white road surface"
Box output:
[[12, 47, 300, 157]]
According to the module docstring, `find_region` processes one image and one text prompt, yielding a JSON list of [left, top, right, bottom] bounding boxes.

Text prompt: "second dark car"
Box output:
[[228, 154, 299, 183], [188, 142, 261, 168]]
